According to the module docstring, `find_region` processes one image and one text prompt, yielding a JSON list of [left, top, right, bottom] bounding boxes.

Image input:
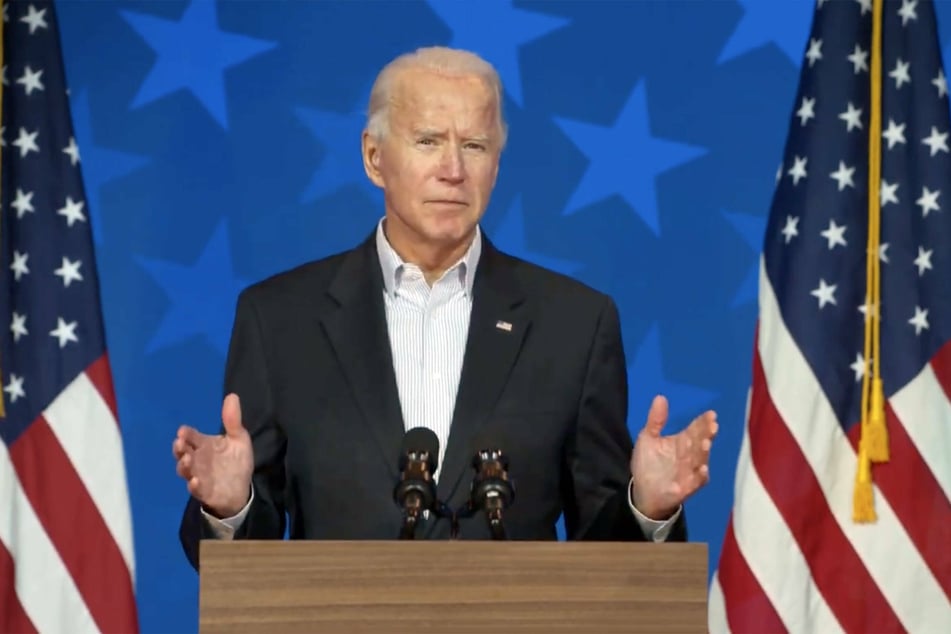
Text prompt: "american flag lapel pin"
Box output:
[[495, 320, 513, 332]]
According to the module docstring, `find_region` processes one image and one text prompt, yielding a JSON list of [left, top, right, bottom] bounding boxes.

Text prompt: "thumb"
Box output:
[[221, 393, 245, 439], [643, 395, 669, 438]]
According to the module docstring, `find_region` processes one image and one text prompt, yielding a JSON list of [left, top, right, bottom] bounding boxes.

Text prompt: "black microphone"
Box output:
[[393, 427, 440, 539], [468, 448, 515, 540]]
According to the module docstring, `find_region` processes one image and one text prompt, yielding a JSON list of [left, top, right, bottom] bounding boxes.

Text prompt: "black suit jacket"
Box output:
[[180, 229, 687, 569]]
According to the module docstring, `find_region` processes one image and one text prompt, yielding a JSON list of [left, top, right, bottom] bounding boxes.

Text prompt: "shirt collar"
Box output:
[[375, 217, 482, 298]]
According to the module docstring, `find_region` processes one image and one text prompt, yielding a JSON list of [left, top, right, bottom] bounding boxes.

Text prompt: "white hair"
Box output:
[[365, 46, 508, 149]]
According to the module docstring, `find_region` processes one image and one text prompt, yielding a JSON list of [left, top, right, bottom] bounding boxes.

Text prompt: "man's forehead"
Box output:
[[392, 69, 493, 103]]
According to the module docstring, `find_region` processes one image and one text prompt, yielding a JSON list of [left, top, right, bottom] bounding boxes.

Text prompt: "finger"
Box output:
[[686, 411, 718, 449], [643, 395, 669, 437], [177, 454, 192, 480], [177, 425, 207, 449], [172, 437, 195, 461], [221, 393, 246, 439], [698, 463, 710, 482]]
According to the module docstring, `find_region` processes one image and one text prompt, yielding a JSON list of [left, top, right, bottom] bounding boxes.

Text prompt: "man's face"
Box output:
[[363, 68, 502, 250]]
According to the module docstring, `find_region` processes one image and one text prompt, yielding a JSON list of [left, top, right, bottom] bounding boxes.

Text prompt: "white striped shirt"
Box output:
[[375, 218, 481, 478]]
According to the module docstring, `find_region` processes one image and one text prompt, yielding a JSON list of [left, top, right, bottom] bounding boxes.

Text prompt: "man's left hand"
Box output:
[[629, 395, 718, 520]]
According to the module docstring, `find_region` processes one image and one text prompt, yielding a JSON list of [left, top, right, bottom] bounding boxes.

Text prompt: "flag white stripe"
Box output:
[[0, 440, 99, 634], [43, 371, 136, 579], [707, 572, 731, 634], [759, 258, 951, 631], [889, 362, 951, 501], [731, 415, 843, 634]]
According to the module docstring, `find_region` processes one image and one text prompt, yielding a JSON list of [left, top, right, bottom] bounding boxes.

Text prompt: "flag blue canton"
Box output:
[[764, 0, 951, 430], [1, 0, 107, 445]]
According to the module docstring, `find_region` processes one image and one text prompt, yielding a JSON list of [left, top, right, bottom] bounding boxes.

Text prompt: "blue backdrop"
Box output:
[[51, 0, 951, 631]]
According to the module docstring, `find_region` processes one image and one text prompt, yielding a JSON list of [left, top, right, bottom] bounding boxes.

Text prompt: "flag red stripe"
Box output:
[[0, 541, 37, 634], [845, 406, 951, 600], [715, 515, 787, 633], [750, 350, 904, 633], [9, 417, 138, 633], [930, 339, 951, 403], [85, 354, 119, 422]]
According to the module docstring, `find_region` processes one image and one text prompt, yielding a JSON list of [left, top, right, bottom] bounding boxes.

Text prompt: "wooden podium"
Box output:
[[198, 540, 707, 633]]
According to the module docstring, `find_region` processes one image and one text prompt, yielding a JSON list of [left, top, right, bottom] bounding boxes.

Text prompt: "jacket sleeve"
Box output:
[[561, 294, 687, 542]]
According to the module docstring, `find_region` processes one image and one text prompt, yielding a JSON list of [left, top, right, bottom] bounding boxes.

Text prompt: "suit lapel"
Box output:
[[320, 235, 406, 479], [434, 240, 530, 511]]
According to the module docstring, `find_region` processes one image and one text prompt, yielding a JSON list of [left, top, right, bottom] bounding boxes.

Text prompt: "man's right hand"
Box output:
[[172, 393, 254, 518]]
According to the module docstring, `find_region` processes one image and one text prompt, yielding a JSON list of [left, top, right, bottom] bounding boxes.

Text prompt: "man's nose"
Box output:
[[438, 145, 465, 183]]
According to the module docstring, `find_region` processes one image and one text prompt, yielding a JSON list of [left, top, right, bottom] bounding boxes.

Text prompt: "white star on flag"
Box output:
[[820, 219, 848, 249], [3, 374, 25, 403], [12, 126, 39, 157], [797, 96, 817, 126], [782, 215, 800, 243], [54, 257, 83, 288], [914, 246, 933, 276], [20, 4, 48, 34], [881, 180, 899, 206], [49, 317, 79, 348], [847, 43, 869, 73], [921, 126, 949, 156], [915, 187, 940, 217], [10, 312, 28, 343], [11, 188, 35, 218], [15, 65, 44, 95], [57, 196, 87, 226], [10, 250, 30, 281], [806, 38, 823, 67], [908, 306, 929, 335], [889, 58, 912, 88], [62, 136, 80, 165], [932, 69, 948, 98], [898, 0, 919, 26], [882, 118, 907, 149], [850, 352, 866, 381], [788, 156, 808, 185], [830, 161, 856, 190], [811, 278, 838, 308], [839, 102, 863, 131]]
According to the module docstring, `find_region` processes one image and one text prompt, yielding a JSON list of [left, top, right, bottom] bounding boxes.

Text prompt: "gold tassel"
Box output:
[[865, 378, 889, 462], [853, 443, 876, 522]]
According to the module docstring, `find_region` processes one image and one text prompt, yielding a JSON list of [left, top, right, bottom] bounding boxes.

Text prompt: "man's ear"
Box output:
[[362, 130, 385, 188]]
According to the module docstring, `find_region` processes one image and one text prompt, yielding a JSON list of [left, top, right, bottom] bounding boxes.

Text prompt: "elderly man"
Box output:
[[174, 46, 717, 568]]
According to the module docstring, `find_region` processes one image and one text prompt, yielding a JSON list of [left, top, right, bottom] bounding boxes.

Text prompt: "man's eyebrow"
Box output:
[[412, 127, 446, 137]]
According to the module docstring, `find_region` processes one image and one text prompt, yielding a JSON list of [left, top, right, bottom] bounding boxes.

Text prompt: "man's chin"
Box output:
[[423, 222, 477, 246]]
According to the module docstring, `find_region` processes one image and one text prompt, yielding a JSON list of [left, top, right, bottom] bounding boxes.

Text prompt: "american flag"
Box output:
[[709, 0, 951, 631], [0, 1, 138, 632]]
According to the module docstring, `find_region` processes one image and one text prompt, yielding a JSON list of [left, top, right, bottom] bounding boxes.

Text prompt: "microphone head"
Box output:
[[399, 427, 440, 473]]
